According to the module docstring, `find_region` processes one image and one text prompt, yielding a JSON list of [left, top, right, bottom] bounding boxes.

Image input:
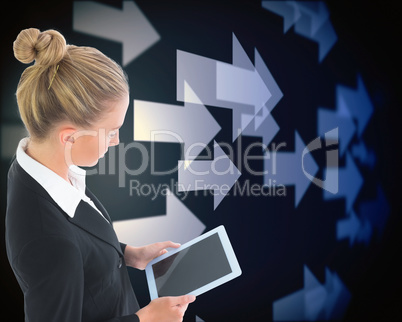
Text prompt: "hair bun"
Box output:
[[13, 28, 67, 66]]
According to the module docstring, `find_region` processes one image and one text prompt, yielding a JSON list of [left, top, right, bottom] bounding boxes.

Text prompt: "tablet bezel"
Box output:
[[145, 225, 242, 300]]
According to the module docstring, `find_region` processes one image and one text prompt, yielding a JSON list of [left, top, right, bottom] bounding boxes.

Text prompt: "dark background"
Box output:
[[1, 0, 400, 321]]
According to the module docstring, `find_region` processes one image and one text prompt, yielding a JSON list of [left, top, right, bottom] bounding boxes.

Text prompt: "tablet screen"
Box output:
[[152, 232, 232, 297]]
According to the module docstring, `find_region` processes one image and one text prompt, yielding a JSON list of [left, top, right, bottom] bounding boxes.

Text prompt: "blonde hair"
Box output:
[[13, 28, 129, 140]]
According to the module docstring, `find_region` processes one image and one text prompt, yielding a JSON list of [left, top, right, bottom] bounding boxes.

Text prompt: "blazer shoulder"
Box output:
[[6, 161, 77, 261], [7, 159, 52, 202]]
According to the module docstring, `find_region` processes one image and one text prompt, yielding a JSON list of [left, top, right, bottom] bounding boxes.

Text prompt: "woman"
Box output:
[[5, 28, 195, 321]]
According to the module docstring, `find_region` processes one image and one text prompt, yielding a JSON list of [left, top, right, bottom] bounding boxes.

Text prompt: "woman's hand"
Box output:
[[124, 241, 181, 270], [136, 295, 196, 322]]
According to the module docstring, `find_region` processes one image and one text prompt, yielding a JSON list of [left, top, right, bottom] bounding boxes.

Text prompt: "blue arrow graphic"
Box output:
[[273, 265, 351, 321], [304, 265, 327, 321], [337, 210, 375, 246], [323, 268, 351, 320], [351, 140, 376, 169], [262, 1, 337, 62], [295, 2, 329, 36], [359, 185, 390, 238], [324, 153, 363, 213], [261, 1, 301, 33], [264, 131, 319, 207], [337, 211, 362, 246], [317, 90, 356, 156], [355, 219, 373, 245], [294, 2, 337, 62], [337, 75, 374, 137], [273, 288, 305, 321], [311, 19, 338, 62]]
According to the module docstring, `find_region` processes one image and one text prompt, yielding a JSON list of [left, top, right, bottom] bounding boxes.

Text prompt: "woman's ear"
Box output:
[[66, 136, 75, 144], [59, 127, 77, 145], [59, 127, 78, 167]]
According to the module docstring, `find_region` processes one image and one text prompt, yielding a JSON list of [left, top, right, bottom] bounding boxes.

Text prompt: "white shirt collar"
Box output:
[[16, 138, 105, 220]]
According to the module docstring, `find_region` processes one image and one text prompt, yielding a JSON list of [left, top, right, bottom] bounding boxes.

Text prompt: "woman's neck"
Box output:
[[25, 138, 71, 183]]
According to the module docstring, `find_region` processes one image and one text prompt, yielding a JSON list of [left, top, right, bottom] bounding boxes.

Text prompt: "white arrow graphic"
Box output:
[[240, 47, 283, 145], [242, 107, 280, 146], [73, 1, 160, 66], [264, 131, 319, 207], [178, 141, 241, 210], [177, 33, 278, 141], [134, 82, 221, 160], [216, 60, 271, 115], [113, 189, 205, 246]]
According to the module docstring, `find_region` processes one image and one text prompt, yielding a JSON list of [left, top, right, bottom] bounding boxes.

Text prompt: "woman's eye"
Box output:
[[108, 131, 117, 139]]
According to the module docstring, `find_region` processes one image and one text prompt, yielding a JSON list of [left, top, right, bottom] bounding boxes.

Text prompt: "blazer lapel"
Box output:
[[14, 160, 124, 256], [85, 188, 112, 224], [68, 201, 123, 257]]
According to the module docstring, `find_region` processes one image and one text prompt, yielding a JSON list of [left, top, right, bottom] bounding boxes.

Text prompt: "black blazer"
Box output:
[[5, 160, 140, 322]]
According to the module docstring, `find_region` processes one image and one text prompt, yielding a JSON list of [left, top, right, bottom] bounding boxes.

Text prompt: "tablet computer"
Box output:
[[145, 225, 242, 300]]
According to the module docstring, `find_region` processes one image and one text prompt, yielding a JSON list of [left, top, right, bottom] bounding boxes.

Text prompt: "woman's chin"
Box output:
[[76, 159, 100, 168]]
